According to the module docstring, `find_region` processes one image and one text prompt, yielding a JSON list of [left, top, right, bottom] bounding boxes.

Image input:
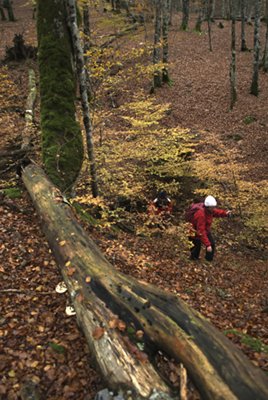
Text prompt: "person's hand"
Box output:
[[226, 210, 233, 218], [206, 246, 212, 252]]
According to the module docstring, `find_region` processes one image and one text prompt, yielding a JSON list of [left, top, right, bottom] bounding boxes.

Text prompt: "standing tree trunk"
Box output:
[[261, 0, 268, 71], [66, 0, 99, 197], [250, 0, 261, 96], [0, 6, 7, 20], [3, 0, 15, 21], [246, 0, 254, 23], [152, 0, 162, 90], [162, 0, 170, 83], [207, 0, 213, 51], [36, 0, 84, 193], [83, 4, 91, 53], [241, 0, 248, 51], [195, 1, 205, 32], [230, 1, 237, 110], [180, 0, 189, 30], [221, 0, 227, 19]]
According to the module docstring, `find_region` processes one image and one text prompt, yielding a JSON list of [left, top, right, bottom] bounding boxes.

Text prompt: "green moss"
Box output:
[[37, 0, 83, 192], [224, 329, 268, 353], [1, 187, 22, 199], [72, 202, 100, 226], [243, 115, 257, 125]]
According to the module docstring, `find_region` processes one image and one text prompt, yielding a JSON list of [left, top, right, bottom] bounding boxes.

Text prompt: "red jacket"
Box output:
[[192, 207, 228, 247]]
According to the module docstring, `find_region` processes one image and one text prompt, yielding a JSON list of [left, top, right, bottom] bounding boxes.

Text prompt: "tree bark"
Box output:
[[230, 1, 237, 110], [250, 0, 261, 96], [65, 0, 99, 197], [240, 0, 248, 51], [206, 0, 213, 51], [36, 0, 84, 192], [180, 0, 189, 30], [153, 0, 162, 89], [162, 0, 170, 83], [22, 163, 268, 400], [4, 0, 15, 21], [21, 69, 37, 150], [261, 0, 268, 71]]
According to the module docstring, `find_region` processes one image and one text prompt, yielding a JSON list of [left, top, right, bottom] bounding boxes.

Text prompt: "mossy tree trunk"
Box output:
[[36, 0, 84, 193]]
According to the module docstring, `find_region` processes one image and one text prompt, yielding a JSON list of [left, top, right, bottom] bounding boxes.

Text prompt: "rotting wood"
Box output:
[[22, 163, 268, 400], [100, 24, 139, 48], [179, 364, 187, 400], [21, 68, 37, 150]]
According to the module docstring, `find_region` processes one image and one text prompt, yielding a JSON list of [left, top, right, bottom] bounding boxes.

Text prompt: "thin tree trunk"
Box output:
[[180, 0, 189, 30], [261, 0, 268, 71], [66, 0, 99, 197], [250, 0, 261, 95], [0, 6, 7, 20], [82, 4, 93, 101], [83, 4, 91, 53], [4, 0, 15, 21], [195, 3, 204, 32], [221, 0, 226, 19], [246, 0, 254, 23], [241, 0, 248, 51], [230, 2, 237, 110], [207, 0, 213, 51], [153, 0, 162, 90], [21, 69, 37, 150], [162, 0, 170, 83]]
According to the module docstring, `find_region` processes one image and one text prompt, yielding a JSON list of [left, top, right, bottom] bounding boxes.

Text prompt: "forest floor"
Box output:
[[0, 0, 267, 399]]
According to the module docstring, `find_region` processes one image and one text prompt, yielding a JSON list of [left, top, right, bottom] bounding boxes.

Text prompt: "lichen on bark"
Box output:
[[37, 0, 83, 192]]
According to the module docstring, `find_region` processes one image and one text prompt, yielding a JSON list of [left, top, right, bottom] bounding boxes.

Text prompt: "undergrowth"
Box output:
[[74, 8, 267, 254]]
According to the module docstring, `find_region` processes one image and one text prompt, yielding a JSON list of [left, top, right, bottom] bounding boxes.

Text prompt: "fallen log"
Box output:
[[22, 163, 268, 400]]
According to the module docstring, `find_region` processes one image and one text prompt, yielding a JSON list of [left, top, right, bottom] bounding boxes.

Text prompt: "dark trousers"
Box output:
[[190, 232, 215, 261]]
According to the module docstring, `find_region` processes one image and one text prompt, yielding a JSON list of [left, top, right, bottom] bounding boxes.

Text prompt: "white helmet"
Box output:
[[204, 195, 217, 207]]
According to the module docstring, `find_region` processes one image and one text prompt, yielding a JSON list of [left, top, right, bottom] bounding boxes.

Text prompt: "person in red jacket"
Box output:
[[190, 195, 231, 261], [149, 190, 173, 216]]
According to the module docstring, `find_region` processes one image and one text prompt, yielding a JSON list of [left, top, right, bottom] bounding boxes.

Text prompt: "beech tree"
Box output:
[[36, 0, 84, 192], [153, 0, 162, 88], [241, 0, 248, 51], [162, 0, 171, 82], [180, 0, 189, 30], [230, 0, 237, 109], [250, 0, 261, 96], [206, 0, 213, 51], [261, 0, 268, 71], [66, 0, 99, 197], [0, 0, 15, 21], [152, 0, 171, 89]]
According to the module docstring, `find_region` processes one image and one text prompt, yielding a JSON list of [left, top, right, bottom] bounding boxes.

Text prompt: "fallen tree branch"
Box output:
[[22, 163, 268, 400], [0, 289, 56, 295], [21, 68, 37, 151], [100, 24, 139, 48]]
